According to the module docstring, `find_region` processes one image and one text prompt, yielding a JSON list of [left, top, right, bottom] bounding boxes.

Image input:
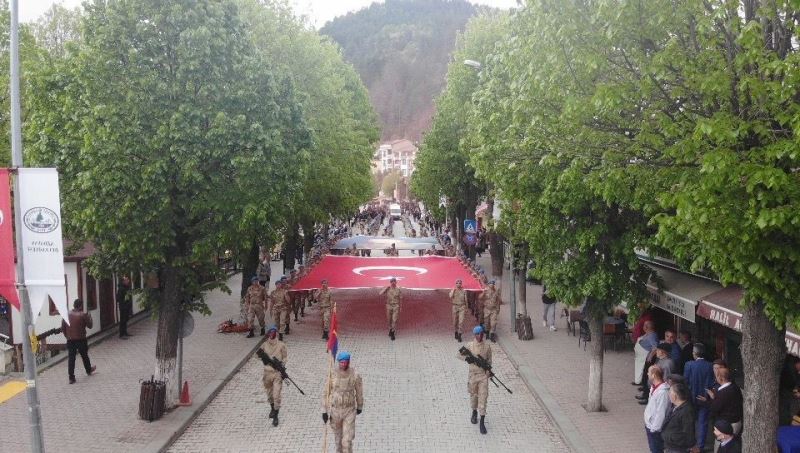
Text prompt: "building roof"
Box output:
[[63, 240, 96, 261]]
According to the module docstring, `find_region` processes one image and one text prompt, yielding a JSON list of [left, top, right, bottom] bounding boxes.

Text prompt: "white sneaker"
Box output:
[[549, 326, 557, 332]]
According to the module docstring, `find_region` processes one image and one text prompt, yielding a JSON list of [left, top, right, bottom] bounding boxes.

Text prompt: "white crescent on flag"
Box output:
[[351, 265, 428, 281]]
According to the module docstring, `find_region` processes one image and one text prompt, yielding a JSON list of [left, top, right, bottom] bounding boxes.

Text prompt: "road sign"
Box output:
[[463, 233, 477, 246], [179, 311, 194, 338], [464, 219, 477, 234]]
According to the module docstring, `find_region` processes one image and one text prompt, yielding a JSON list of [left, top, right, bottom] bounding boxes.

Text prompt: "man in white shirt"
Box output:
[[644, 365, 672, 453]]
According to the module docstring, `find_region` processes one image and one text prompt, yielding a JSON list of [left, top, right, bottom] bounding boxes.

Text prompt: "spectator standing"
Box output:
[[634, 320, 659, 387], [644, 365, 671, 453], [683, 343, 716, 452], [541, 285, 558, 332], [256, 253, 271, 287], [663, 330, 683, 372], [698, 367, 743, 444], [713, 420, 742, 453], [62, 299, 97, 384], [677, 330, 694, 372], [116, 275, 132, 339], [661, 382, 696, 453]]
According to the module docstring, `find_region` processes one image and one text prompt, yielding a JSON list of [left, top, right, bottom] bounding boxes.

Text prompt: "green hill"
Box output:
[[321, 0, 476, 142]]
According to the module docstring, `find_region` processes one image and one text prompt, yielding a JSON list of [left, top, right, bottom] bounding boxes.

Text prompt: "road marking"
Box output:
[[0, 380, 26, 404]]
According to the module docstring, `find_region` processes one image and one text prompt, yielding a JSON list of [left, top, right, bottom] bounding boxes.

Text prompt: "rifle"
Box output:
[[458, 346, 513, 394], [256, 348, 305, 395]]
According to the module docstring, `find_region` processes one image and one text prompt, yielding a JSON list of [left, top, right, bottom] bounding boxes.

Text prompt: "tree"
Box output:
[[26, 0, 308, 406], [236, 0, 379, 276], [412, 11, 508, 260], [466, 1, 660, 412], [31, 3, 82, 59]]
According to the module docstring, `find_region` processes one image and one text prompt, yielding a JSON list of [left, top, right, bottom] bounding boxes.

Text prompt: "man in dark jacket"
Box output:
[[700, 367, 743, 434], [62, 299, 96, 384], [713, 420, 742, 453], [116, 275, 132, 338], [661, 382, 696, 453], [683, 343, 716, 452]]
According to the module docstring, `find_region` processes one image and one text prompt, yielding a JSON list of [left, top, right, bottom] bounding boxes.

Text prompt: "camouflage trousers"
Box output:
[[262, 369, 282, 408], [331, 405, 357, 453], [468, 372, 489, 415]]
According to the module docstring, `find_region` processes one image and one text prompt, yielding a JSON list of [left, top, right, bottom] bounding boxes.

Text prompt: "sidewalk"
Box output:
[[0, 272, 269, 453], [476, 254, 648, 453]]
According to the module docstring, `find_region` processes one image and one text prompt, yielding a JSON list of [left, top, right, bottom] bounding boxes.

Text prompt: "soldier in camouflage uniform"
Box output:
[[270, 279, 292, 339], [323, 351, 364, 453], [450, 279, 467, 342], [457, 325, 492, 435], [260, 325, 287, 426], [245, 276, 268, 338], [379, 278, 402, 340], [315, 279, 333, 340], [481, 280, 501, 342]]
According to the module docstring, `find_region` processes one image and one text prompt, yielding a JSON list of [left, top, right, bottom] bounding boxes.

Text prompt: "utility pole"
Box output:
[[9, 0, 46, 451]]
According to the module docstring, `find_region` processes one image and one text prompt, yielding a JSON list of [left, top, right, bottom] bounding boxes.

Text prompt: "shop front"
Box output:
[[644, 263, 722, 337]]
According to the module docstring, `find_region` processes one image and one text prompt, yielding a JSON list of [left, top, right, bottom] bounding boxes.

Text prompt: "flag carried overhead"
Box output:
[[326, 306, 339, 359]]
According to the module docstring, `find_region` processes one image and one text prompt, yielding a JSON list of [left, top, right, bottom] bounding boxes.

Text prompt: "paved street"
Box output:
[[170, 224, 569, 453], [0, 273, 265, 453]]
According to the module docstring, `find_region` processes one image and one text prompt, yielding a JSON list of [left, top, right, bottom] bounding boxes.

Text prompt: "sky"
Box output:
[[20, 0, 520, 27]]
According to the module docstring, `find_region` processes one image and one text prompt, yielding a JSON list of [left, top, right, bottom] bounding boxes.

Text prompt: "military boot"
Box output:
[[479, 415, 487, 434], [390, 330, 396, 341], [454, 331, 458, 340], [246, 329, 254, 338], [268, 403, 276, 419], [457, 333, 462, 342], [490, 333, 497, 343], [470, 410, 478, 424], [272, 409, 279, 427], [285, 324, 291, 335], [322, 331, 329, 340], [279, 333, 284, 341], [260, 327, 265, 336]]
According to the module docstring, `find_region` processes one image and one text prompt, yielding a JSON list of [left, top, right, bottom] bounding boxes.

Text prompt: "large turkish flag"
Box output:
[[290, 255, 484, 291]]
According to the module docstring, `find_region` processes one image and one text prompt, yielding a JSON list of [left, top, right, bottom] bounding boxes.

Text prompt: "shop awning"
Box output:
[[645, 264, 722, 323], [332, 236, 441, 251], [289, 255, 483, 291], [696, 286, 800, 357]]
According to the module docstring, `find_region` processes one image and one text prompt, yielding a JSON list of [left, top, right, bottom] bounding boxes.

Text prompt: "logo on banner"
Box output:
[[352, 265, 428, 281], [23, 207, 59, 233]]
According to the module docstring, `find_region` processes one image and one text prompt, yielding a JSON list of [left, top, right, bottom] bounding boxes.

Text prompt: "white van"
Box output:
[[389, 203, 402, 220]]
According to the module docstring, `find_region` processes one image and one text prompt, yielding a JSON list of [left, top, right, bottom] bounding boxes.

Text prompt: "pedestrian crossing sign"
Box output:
[[464, 219, 477, 234]]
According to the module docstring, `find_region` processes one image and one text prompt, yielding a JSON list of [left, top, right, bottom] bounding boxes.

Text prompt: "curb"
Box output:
[[497, 333, 595, 453], [146, 335, 267, 453]]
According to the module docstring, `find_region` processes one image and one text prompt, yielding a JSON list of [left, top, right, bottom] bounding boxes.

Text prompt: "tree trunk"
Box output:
[[302, 222, 314, 255], [741, 300, 784, 453], [155, 264, 181, 409], [585, 310, 605, 412], [516, 243, 529, 316], [283, 224, 298, 273], [240, 239, 260, 298], [486, 199, 503, 278]]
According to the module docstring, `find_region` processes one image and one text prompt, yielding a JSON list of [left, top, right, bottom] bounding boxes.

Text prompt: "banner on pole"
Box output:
[[0, 169, 19, 310], [18, 168, 68, 323]]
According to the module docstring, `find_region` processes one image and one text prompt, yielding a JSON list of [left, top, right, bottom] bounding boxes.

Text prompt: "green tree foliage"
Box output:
[[236, 0, 379, 272], [412, 11, 508, 246], [322, 0, 476, 141], [25, 0, 309, 405]]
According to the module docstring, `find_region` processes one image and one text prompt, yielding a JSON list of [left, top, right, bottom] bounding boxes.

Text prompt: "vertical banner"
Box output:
[[0, 169, 20, 310], [17, 168, 69, 322]]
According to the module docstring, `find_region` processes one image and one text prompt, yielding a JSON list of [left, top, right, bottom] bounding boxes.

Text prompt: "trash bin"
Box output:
[[139, 376, 166, 421]]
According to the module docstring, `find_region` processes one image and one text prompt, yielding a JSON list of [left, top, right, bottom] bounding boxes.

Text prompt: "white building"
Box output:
[[374, 139, 418, 177]]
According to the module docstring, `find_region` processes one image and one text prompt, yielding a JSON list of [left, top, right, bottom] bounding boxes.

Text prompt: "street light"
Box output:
[[463, 59, 482, 70]]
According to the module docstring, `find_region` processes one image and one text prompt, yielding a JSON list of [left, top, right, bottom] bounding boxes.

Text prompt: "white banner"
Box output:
[[18, 168, 69, 323]]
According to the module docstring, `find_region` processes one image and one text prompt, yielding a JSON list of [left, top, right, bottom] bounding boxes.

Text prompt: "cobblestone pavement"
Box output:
[[170, 267, 569, 452], [478, 254, 649, 453], [0, 273, 268, 453]]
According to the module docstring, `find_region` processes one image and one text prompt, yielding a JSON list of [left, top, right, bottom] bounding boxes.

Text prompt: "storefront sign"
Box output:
[[698, 300, 800, 358], [646, 284, 696, 322], [18, 168, 68, 322]]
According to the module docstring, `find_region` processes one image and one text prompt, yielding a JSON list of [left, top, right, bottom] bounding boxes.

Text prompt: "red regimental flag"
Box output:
[[326, 308, 338, 358], [0, 169, 19, 309]]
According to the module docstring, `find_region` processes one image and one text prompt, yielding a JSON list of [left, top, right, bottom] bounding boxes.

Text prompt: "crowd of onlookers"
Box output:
[[631, 310, 743, 452]]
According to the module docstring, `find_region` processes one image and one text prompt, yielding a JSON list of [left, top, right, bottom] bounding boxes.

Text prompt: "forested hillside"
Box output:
[[322, 0, 476, 141]]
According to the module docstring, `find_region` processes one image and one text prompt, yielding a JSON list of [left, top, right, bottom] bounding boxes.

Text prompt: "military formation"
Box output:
[[240, 209, 510, 450]]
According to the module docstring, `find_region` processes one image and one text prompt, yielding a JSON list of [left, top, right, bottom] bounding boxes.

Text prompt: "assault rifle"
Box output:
[[458, 346, 513, 394], [256, 349, 305, 395]]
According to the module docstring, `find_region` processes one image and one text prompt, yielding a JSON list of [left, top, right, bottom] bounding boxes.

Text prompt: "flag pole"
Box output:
[[322, 301, 337, 453], [9, 0, 45, 451]]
